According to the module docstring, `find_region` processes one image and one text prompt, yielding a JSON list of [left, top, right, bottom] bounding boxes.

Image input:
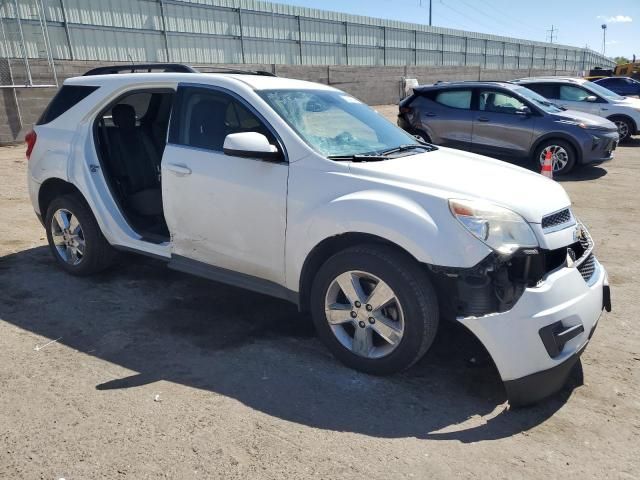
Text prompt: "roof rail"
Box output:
[[84, 63, 198, 76], [83, 63, 277, 77], [193, 65, 277, 77]]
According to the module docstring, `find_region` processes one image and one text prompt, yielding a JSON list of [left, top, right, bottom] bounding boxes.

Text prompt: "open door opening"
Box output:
[[94, 89, 174, 243]]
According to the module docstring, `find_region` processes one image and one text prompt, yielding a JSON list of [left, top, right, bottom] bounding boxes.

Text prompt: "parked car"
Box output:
[[593, 76, 640, 98], [397, 81, 618, 175], [513, 77, 640, 142], [27, 64, 610, 406]]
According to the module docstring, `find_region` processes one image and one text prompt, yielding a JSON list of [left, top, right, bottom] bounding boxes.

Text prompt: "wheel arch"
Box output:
[[38, 178, 84, 218], [298, 233, 419, 312], [606, 114, 637, 135]]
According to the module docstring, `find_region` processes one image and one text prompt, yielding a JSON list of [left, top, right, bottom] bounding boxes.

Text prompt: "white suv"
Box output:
[[27, 64, 611, 406], [514, 77, 640, 142]]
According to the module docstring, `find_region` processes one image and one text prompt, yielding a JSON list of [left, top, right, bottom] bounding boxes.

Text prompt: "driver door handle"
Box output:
[[477, 116, 490, 122], [165, 163, 192, 176]]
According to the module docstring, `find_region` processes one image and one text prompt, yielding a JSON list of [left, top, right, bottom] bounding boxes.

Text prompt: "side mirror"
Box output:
[[585, 95, 598, 102], [223, 132, 282, 161], [516, 106, 532, 116]]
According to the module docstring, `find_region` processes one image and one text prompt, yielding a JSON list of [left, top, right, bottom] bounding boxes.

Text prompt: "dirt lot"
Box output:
[[1, 108, 639, 479]]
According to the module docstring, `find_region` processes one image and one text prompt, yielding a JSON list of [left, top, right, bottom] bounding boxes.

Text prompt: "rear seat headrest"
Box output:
[[112, 104, 136, 130]]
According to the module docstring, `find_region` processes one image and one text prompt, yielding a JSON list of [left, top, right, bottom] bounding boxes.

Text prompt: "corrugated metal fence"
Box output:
[[0, 0, 615, 77]]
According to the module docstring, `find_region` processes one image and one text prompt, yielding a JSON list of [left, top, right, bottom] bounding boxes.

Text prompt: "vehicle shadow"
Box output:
[[0, 246, 583, 442]]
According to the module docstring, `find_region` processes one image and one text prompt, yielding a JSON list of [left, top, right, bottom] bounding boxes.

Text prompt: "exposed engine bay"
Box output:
[[430, 236, 592, 318]]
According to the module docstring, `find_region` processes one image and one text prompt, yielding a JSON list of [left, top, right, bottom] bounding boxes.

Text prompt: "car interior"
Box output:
[[94, 89, 174, 242]]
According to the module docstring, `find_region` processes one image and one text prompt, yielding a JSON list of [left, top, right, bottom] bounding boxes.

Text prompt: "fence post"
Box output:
[[344, 21, 349, 65], [463, 36, 467, 66], [382, 26, 386, 66], [501, 41, 506, 69], [516, 43, 520, 69], [36, 0, 57, 86], [297, 15, 302, 65], [59, 0, 74, 60], [483, 39, 488, 69], [414, 29, 417, 65], [13, 0, 32, 86], [158, 0, 170, 62], [440, 33, 444, 66], [530, 44, 534, 75], [237, 8, 245, 64]]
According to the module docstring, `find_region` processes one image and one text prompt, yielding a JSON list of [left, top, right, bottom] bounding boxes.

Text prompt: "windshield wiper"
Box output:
[[378, 144, 434, 156], [328, 154, 388, 162]]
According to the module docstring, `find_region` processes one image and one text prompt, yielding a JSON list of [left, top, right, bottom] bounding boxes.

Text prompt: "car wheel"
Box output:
[[310, 244, 439, 375], [45, 194, 117, 275], [610, 117, 633, 142], [413, 130, 432, 144], [534, 140, 576, 175]]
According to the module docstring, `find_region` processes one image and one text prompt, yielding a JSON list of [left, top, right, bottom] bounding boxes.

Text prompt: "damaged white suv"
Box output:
[[27, 64, 610, 406]]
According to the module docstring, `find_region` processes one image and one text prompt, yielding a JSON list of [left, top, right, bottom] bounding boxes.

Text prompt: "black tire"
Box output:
[[45, 193, 117, 276], [310, 244, 439, 375], [533, 139, 576, 175], [609, 116, 633, 143], [413, 129, 433, 144]]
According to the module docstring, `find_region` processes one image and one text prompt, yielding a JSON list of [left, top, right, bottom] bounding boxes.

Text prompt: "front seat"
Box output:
[[188, 98, 230, 151], [108, 104, 164, 217]]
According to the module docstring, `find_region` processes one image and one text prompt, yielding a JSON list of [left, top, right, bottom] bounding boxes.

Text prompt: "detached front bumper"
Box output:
[[458, 258, 609, 406]]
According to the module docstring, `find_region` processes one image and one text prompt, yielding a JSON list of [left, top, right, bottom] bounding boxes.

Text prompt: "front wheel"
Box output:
[[310, 245, 439, 375], [533, 140, 576, 175]]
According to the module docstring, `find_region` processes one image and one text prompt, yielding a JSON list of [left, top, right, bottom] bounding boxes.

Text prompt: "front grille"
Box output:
[[578, 254, 596, 281], [575, 224, 596, 282], [542, 208, 572, 229]]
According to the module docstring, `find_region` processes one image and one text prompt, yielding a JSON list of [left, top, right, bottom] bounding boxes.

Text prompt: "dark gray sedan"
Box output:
[[397, 81, 619, 174]]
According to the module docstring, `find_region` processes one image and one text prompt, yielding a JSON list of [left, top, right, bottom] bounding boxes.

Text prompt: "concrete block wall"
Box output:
[[0, 59, 578, 143]]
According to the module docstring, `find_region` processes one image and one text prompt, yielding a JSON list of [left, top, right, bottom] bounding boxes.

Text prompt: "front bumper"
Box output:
[[458, 258, 609, 406], [580, 131, 618, 164]]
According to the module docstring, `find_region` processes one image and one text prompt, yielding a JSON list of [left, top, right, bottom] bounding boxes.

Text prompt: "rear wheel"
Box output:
[[534, 140, 576, 175], [610, 116, 633, 143], [45, 194, 117, 275], [310, 245, 439, 375]]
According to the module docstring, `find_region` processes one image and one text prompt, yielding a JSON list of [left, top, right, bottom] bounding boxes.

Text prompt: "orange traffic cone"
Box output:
[[541, 149, 553, 179]]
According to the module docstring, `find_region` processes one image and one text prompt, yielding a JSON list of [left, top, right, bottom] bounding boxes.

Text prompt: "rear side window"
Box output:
[[434, 90, 472, 109], [37, 85, 99, 125], [559, 85, 590, 102], [525, 83, 559, 99]]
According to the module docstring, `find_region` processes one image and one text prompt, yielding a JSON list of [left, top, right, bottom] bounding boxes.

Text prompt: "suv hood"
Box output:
[[552, 109, 618, 130], [610, 95, 640, 108], [348, 148, 570, 223]]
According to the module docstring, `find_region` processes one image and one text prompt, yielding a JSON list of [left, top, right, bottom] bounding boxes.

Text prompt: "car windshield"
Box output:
[[258, 89, 422, 158], [583, 81, 625, 101], [513, 86, 563, 113]]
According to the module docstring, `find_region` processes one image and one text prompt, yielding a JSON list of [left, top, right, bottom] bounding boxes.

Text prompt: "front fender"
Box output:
[[285, 189, 491, 290]]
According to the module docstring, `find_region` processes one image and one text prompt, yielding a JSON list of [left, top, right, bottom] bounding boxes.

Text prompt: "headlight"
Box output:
[[449, 199, 538, 256]]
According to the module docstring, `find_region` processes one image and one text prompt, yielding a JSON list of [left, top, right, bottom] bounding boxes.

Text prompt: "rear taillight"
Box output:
[[25, 130, 37, 160], [399, 106, 413, 115]]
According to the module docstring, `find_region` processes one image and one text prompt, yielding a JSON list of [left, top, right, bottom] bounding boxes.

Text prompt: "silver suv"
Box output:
[[398, 81, 619, 175]]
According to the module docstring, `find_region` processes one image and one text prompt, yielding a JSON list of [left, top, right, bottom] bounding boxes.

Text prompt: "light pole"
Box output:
[[601, 23, 607, 55]]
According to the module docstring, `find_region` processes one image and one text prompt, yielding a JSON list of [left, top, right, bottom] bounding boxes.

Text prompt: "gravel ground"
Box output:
[[1, 107, 639, 479]]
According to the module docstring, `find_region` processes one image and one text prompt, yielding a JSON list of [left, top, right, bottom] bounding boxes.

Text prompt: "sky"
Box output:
[[274, 0, 639, 59]]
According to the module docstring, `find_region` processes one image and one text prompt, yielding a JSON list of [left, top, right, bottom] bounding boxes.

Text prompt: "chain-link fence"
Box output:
[[0, 0, 58, 87]]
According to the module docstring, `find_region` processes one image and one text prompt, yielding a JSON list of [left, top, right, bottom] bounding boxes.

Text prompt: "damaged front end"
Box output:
[[430, 230, 594, 318]]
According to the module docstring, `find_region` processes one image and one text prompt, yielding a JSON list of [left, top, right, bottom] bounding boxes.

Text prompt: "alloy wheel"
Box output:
[[614, 120, 629, 141], [539, 145, 569, 172], [50, 208, 85, 266], [324, 270, 405, 359]]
